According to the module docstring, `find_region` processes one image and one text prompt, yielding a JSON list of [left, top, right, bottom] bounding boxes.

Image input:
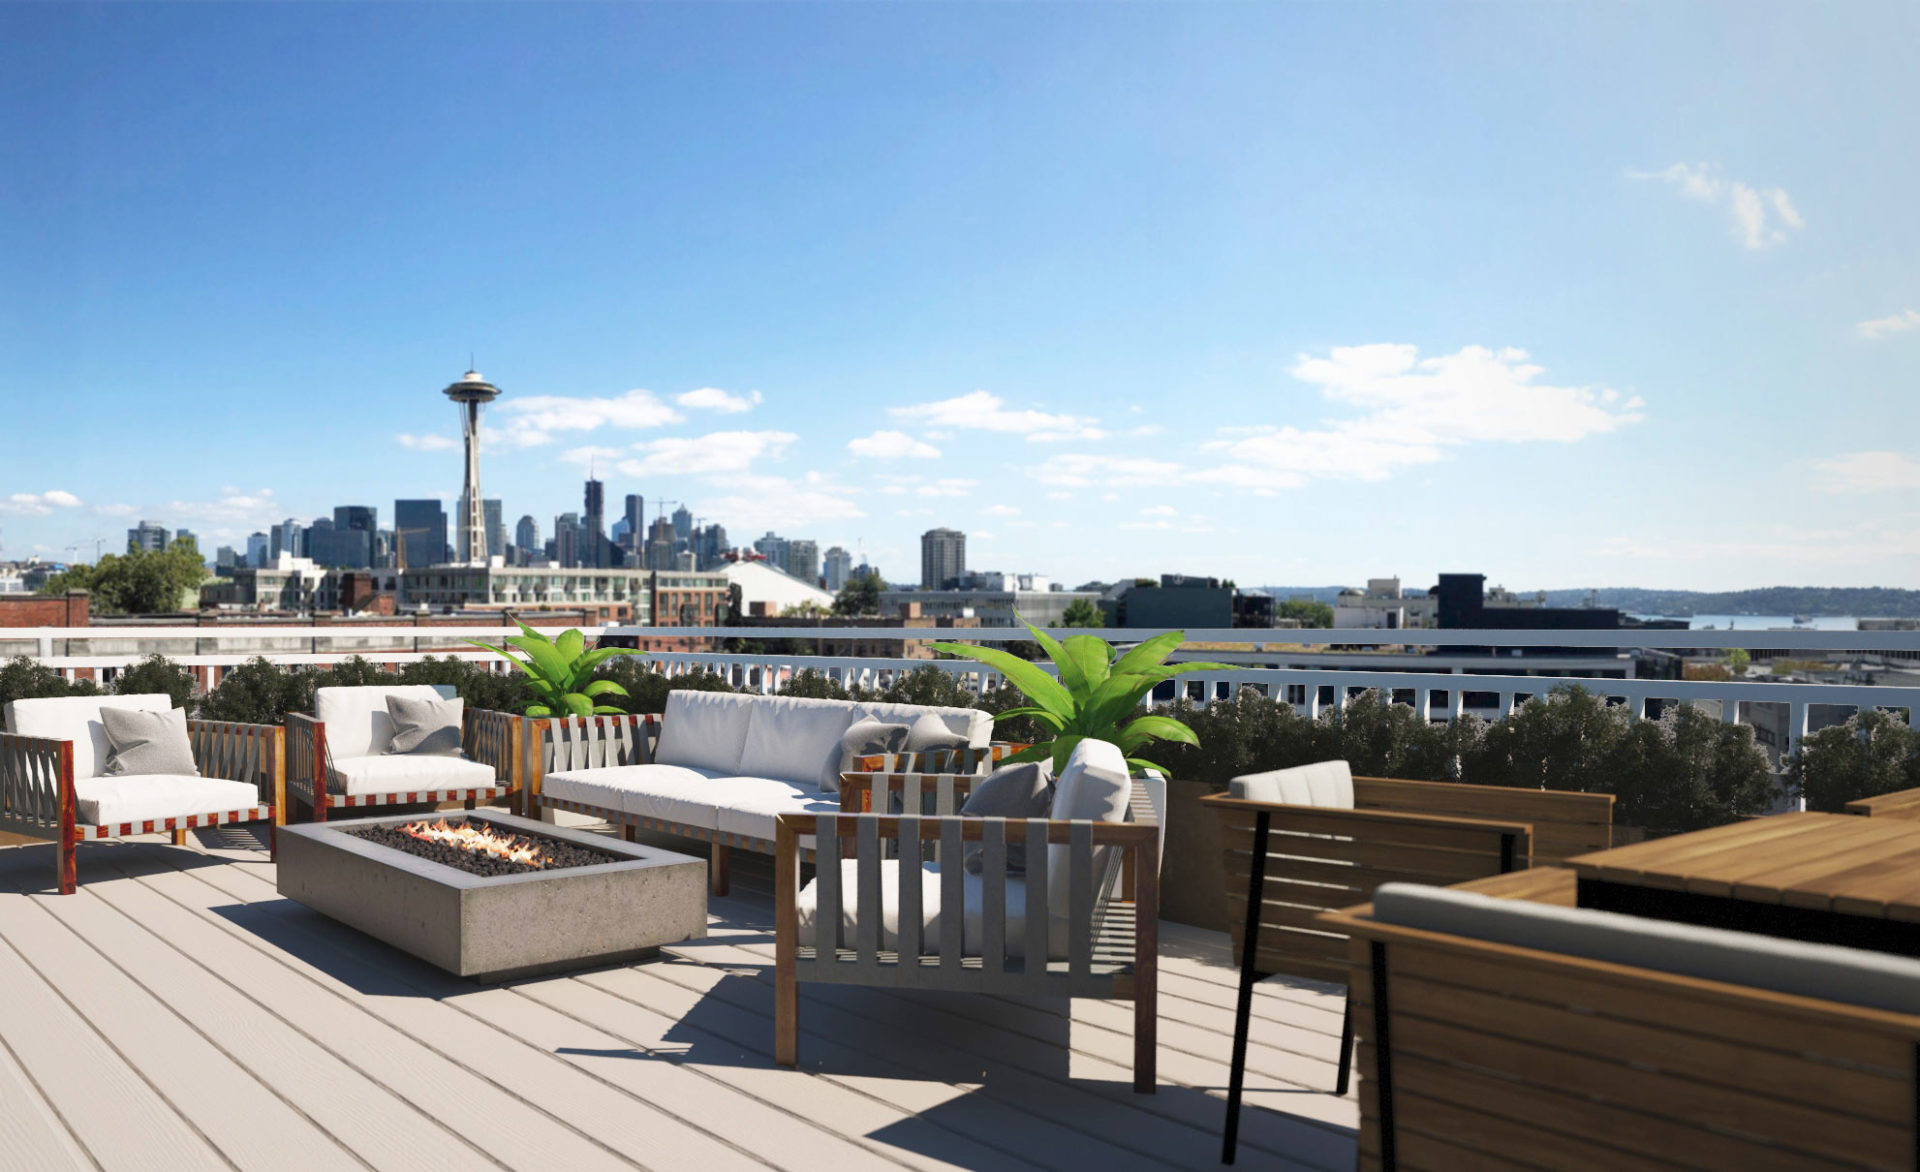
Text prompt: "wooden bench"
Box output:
[[1325, 871, 1920, 1172], [1201, 768, 1614, 1163]]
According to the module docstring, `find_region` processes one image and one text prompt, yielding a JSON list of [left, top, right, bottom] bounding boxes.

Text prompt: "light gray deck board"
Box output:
[[0, 832, 1359, 1172]]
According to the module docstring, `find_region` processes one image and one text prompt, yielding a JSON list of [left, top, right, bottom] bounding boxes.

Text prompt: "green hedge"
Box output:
[[1789, 710, 1920, 812]]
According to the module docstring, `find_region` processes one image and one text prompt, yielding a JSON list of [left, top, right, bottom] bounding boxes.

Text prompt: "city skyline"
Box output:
[[3, 4, 1916, 591]]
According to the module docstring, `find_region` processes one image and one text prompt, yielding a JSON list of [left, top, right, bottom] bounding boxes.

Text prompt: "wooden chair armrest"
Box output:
[[836, 768, 984, 814], [1200, 792, 1533, 838], [1845, 786, 1920, 820], [0, 731, 75, 835]]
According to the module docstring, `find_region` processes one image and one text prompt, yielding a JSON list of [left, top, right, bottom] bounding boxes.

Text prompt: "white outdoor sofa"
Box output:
[[286, 685, 523, 822], [1, 694, 283, 894], [774, 736, 1166, 1092], [524, 690, 1000, 895]]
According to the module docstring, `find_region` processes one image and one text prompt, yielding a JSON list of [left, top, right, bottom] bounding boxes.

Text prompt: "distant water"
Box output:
[[1634, 613, 1861, 631]]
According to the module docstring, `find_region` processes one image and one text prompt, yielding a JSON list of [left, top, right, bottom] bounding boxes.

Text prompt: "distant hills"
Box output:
[[1253, 585, 1920, 618]]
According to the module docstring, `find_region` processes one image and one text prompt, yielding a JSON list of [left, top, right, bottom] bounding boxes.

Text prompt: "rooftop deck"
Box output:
[[0, 818, 1357, 1172]]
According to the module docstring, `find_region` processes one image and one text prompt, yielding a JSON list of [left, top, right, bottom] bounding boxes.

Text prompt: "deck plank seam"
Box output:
[[0, 1000, 103, 1172]]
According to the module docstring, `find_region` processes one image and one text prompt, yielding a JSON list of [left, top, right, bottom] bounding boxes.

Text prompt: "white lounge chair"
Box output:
[[285, 685, 522, 821]]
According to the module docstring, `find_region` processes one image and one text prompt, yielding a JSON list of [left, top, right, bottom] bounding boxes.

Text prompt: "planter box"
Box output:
[[276, 810, 707, 981], [1159, 777, 1229, 932]]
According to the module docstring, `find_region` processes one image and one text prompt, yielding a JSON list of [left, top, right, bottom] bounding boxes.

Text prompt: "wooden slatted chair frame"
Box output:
[[1324, 881, 1920, 1172], [286, 706, 523, 822], [773, 770, 1162, 1093], [1201, 778, 1614, 1163], [1845, 786, 1920, 820], [523, 714, 1016, 897], [0, 719, 284, 894]]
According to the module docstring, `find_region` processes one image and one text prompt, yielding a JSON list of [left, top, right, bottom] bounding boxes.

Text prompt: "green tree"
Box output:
[[1061, 598, 1104, 628], [41, 539, 208, 614], [114, 654, 196, 710], [0, 655, 99, 711], [1276, 599, 1335, 628], [1724, 648, 1752, 675], [831, 571, 885, 617], [1790, 710, 1920, 813]]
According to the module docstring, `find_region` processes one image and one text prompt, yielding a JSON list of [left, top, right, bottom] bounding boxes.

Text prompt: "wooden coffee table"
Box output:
[[1564, 812, 1920, 955]]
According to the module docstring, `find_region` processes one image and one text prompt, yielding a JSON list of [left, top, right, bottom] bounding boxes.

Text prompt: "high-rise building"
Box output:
[[215, 546, 237, 571], [174, 529, 197, 553], [785, 539, 819, 585], [304, 516, 337, 565], [824, 546, 854, 592], [127, 520, 169, 553], [752, 531, 789, 568], [672, 505, 693, 546], [245, 532, 270, 567], [583, 478, 606, 568], [920, 527, 966, 589], [692, 523, 730, 571], [554, 512, 582, 568], [623, 494, 644, 556], [271, 517, 304, 561], [484, 498, 504, 561], [645, 517, 678, 571], [393, 500, 448, 569], [442, 370, 502, 564], [515, 515, 539, 565], [332, 506, 377, 569]]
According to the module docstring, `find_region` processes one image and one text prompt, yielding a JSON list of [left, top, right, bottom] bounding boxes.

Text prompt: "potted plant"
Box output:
[[465, 620, 648, 717]]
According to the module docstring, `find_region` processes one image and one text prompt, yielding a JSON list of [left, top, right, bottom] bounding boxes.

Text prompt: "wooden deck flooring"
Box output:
[[0, 821, 1358, 1172]]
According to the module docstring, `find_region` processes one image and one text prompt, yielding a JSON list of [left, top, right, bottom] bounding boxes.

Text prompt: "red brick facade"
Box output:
[[0, 591, 90, 628]]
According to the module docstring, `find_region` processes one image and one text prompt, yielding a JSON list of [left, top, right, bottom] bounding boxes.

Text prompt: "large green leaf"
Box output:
[[1076, 673, 1159, 736], [560, 692, 594, 718], [1109, 630, 1188, 676], [464, 639, 534, 679], [591, 705, 628, 715], [1060, 635, 1114, 696], [1021, 617, 1087, 700], [555, 628, 585, 663], [1115, 714, 1201, 752], [502, 634, 572, 686], [928, 642, 1075, 721], [993, 704, 1066, 733], [582, 679, 628, 698]]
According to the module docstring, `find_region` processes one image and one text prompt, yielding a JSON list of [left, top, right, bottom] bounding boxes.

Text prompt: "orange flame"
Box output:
[[400, 819, 554, 869]]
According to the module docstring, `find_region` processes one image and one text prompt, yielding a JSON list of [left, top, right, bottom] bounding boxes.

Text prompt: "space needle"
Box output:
[[443, 368, 502, 564]]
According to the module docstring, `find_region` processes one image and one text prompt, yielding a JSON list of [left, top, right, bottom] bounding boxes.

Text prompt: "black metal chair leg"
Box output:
[[1221, 810, 1270, 1164], [1335, 990, 1354, 1096]]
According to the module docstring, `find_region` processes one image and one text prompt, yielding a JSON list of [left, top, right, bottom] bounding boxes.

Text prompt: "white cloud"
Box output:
[[557, 445, 626, 468], [1141, 505, 1177, 517], [0, 490, 82, 516], [91, 503, 138, 518], [396, 433, 458, 452], [1856, 309, 1920, 341], [983, 504, 1021, 517], [848, 430, 942, 460], [895, 507, 934, 517], [611, 430, 797, 477], [676, 387, 762, 414], [889, 390, 1105, 442], [693, 472, 865, 532], [1629, 162, 1803, 249], [163, 488, 285, 533], [1123, 519, 1174, 530], [1812, 451, 1920, 493], [878, 474, 975, 497], [490, 388, 683, 448], [1207, 344, 1643, 483], [1028, 453, 1184, 488]]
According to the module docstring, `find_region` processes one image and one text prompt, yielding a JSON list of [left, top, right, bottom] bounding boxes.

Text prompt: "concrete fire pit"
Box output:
[[276, 809, 707, 981]]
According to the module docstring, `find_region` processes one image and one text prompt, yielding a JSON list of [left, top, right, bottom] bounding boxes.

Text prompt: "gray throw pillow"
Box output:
[[100, 707, 200, 777], [386, 695, 465, 756], [960, 761, 1054, 874], [905, 712, 970, 754], [836, 717, 910, 791]]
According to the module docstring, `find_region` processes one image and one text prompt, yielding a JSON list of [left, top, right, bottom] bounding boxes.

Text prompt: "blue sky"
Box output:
[[3, 2, 1915, 591]]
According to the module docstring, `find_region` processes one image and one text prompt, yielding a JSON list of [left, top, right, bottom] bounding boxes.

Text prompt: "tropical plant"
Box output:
[[931, 616, 1231, 773], [465, 621, 648, 717]]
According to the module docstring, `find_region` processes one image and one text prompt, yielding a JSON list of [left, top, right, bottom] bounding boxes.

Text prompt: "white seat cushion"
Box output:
[[73, 774, 260, 827], [6, 694, 174, 781], [328, 753, 498, 796], [737, 696, 859, 791], [1229, 760, 1354, 808], [852, 701, 993, 748], [540, 763, 729, 830], [1372, 882, 1920, 1017], [654, 691, 757, 774], [710, 777, 839, 844], [797, 859, 1049, 959], [315, 685, 455, 759]]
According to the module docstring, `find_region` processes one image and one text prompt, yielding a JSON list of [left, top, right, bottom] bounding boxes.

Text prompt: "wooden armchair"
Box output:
[[286, 685, 523, 821], [775, 737, 1164, 1092], [1201, 763, 1614, 1162], [1, 695, 283, 894]]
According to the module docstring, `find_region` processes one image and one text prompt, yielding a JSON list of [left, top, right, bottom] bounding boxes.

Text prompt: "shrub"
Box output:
[[114, 653, 197, 710], [1790, 710, 1920, 813], [198, 657, 313, 724], [590, 659, 738, 715], [780, 669, 853, 701], [0, 655, 100, 712], [394, 656, 538, 713], [1606, 704, 1776, 835]]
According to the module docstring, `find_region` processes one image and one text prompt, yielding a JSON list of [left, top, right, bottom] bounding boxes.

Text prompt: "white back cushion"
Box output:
[[314, 685, 454, 760], [1372, 883, 1920, 1017], [1045, 737, 1133, 915], [655, 690, 758, 774], [852, 701, 992, 748], [6, 694, 174, 781], [1229, 760, 1354, 808], [737, 695, 859, 790]]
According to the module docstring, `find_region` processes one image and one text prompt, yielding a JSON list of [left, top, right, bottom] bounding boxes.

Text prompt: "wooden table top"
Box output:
[[1566, 812, 1920, 923]]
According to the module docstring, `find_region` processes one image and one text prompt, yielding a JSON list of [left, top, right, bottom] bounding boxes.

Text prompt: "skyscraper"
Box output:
[[753, 531, 789, 568], [554, 512, 581, 568], [442, 369, 502, 564], [785, 539, 819, 585], [694, 523, 729, 570], [127, 520, 168, 553], [271, 517, 304, 561], [920, 527, 966, 589], [646, 517, 677, 571], [671, 504, 693, 546], [515, 515, 539, 565], [484, 498, 504, 561], [394, 500, 448, 569], [623, 494, 644, 556], [174, 529, 198, 553], [245, 532, 270, 567], [824, 546, 854, 592], [333, 506, 377, 569], [583, 478, 606, 568]]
